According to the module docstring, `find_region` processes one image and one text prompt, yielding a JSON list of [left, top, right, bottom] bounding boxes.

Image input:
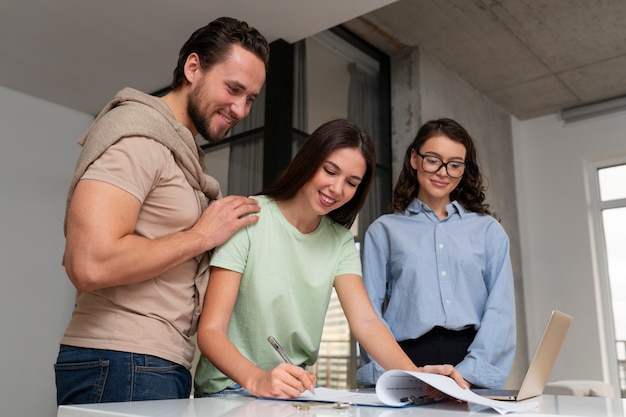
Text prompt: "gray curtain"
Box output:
[[226, 136, 263, 197], [228, 87, 265, 196], [348, 62, 382, 237], [227, 86, 265, 196], [293, 40, 308, 133]]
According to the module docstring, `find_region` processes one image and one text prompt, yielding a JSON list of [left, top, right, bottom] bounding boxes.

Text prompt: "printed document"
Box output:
[[291, 370, 539, 415]]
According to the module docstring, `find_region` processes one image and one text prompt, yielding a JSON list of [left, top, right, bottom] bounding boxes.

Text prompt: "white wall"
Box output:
[[513, 110, 626, 394], [0, 86, 93, 417]]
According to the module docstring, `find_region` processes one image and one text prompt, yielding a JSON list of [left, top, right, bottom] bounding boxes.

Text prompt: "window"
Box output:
[[588, 159, 626, 397]]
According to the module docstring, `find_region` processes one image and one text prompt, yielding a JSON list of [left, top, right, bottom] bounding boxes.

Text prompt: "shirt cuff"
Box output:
[[455, 357, 504, 389], [356, 360, 386, 386]]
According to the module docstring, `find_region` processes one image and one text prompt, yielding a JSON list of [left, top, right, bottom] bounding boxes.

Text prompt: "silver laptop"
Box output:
[[473, 310, 573, 401]]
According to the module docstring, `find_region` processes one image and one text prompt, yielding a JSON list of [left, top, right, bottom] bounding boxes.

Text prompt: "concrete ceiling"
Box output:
[[344, 0, 626, 120], [2, 0, 626, 120]]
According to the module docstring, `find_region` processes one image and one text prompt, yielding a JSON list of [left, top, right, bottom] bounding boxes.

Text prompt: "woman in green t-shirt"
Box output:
[[195, 119, 466, 399]]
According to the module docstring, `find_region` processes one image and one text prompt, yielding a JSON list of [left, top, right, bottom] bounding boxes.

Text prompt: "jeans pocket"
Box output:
[[132, 356, 191, 401], [54, 359, 109, 405]]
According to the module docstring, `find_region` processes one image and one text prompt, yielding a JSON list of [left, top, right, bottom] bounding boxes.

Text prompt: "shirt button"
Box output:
[[445, 299, 451, 304], [441, 271, 447, 276], [438, 243, 444, 249]]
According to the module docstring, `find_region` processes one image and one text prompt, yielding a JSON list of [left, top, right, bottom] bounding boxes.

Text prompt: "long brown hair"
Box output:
[[391, 118, 491, 215], [260, 119, 376, 228]]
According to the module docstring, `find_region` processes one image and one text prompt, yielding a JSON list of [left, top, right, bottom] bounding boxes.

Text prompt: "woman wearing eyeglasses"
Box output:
[[356, 118, 516, 391]]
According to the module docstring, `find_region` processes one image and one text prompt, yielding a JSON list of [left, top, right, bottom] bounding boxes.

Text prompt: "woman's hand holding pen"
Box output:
[[246, 363, 316, 398], [260, 335, 316, 398]]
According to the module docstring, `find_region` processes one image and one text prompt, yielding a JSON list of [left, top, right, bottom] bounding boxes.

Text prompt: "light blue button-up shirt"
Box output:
[[356, 199, 516, 389]]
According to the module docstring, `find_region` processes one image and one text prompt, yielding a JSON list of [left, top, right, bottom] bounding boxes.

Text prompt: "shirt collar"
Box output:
[[406, 199, 468, 219]]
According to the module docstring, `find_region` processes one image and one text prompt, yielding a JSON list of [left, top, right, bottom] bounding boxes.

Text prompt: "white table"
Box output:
[[57, 395, 626, 417]]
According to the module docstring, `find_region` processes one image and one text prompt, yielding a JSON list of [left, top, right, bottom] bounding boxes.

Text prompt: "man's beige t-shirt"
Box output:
[[61, 136, 200, 368]]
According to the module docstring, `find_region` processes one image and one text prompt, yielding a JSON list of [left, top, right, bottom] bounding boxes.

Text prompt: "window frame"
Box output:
[[585, 153, 626, 395]]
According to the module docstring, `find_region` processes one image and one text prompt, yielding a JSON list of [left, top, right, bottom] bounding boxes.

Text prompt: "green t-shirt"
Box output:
[[194, 195, 362, 395]]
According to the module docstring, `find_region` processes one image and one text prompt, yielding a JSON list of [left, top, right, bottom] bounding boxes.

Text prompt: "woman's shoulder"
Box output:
[[251, 194, 270, 204], [370, 211, 410, 227], [462, 210, 509, 239], [246, 195, 282, 228], [321, 217, 357, 242], [461, 208, 500, 224], [363, 212, 410, 238], [250, 195, 279, 211]]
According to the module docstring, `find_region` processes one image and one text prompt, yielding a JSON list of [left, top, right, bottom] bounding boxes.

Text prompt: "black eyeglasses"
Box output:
[[417, 153, 466, 178]]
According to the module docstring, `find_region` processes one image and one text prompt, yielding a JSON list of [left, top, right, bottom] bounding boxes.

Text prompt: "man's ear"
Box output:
[[183, 53, 202, 84]]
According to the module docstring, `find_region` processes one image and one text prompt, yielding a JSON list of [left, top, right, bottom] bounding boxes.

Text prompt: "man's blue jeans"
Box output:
[[54, 345, 191, 405]]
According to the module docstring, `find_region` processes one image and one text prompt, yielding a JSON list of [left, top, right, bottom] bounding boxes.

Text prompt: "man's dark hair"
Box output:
[[171, 17, 270, 90]]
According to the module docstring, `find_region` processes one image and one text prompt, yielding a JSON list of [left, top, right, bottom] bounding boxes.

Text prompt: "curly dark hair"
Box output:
[[259, 119, 376, 229], [390, 118, 491, 216], [171, 17, 270, 90]]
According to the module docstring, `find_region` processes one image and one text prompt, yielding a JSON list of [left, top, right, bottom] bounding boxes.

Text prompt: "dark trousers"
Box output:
[[399, 326, 477, 367]]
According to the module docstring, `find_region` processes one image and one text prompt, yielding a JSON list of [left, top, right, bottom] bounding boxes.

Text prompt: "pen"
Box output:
[[400, 395, 433, 405], [267, 335, 294, 364], [267, 336, 315, 394]]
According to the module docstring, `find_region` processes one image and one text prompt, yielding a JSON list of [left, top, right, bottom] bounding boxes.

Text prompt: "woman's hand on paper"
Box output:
[[420, 364, 468, 401], [248, 363, 316, 399]]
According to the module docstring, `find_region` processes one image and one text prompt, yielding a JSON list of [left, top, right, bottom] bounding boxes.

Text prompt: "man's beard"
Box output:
[[187, 89, 234, 144]]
